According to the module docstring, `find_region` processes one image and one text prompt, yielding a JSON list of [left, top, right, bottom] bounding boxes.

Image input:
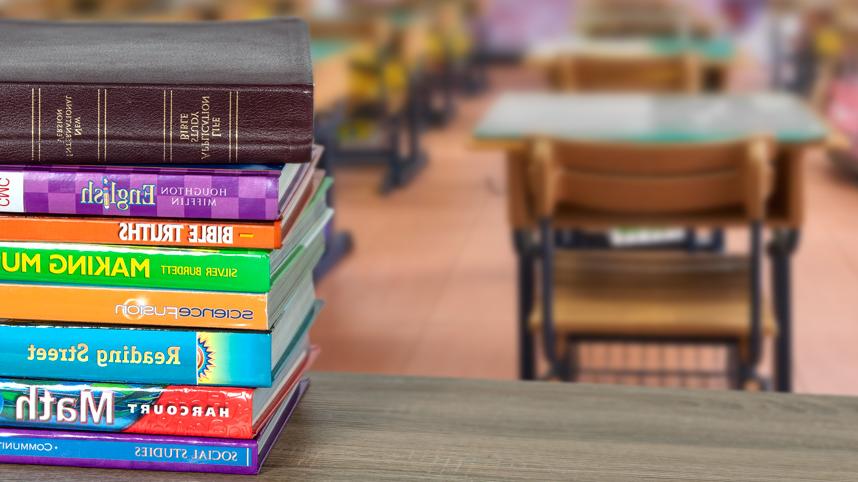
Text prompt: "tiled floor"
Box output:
[[312, 65, 858, 395]]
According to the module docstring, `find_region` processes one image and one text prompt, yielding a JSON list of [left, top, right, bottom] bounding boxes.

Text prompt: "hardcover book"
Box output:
[[0, 297, 320, 386], [0, 205, 331, 329], [0, 176, 331, 293], [0, 242, 272, 293], [0, 345, 314, 438], [0, 18, 312, 165], [0, 175, 329, 249], [0, 150, 318, 220], [0, 378, 309, 474]]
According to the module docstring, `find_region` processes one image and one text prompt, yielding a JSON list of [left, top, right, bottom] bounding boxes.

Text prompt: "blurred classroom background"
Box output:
[[8, 0, 858, 395]]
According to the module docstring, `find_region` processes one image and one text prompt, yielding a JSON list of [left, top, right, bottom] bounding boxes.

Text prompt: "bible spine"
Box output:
[[0, 85, 312, 165]]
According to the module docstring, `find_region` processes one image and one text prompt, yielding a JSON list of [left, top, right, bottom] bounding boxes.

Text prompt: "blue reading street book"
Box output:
[[0, 298, 320, 387]]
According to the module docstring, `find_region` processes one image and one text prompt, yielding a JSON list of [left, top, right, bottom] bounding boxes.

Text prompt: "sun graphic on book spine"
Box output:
[[196, 337, 215, 381]]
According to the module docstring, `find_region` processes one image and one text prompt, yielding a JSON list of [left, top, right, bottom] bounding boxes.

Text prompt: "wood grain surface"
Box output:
[[2, 371, 858, 481]]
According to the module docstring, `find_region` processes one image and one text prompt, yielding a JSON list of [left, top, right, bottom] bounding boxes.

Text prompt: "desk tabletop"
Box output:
[[529, 35, 736, 63], [387, 9, 422, 29], [310, 38, 355, 63], [650, 36, 735, 60], [474, 92, 828, 146], [3, 372, 858, 480]]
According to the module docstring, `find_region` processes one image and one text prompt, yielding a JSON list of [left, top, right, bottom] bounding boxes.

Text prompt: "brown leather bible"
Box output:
[[0, 18, 313, 164]]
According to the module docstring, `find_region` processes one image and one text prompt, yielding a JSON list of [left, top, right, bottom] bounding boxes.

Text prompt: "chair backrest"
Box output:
[[547, 53, 702, 93], [309, 17, 392, 48], [576, 0, 712, 38], [532, 136, 774, 380], [529, 137, 775, 225]]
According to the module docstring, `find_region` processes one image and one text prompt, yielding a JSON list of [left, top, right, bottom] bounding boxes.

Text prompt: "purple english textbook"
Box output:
[[0, 378, 308, 475], [0, 162, 312, 221]]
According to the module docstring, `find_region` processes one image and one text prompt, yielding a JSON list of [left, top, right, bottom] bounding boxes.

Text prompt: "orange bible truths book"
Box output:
[[0, 215, 285, 249], [0, 174, 317, 249]]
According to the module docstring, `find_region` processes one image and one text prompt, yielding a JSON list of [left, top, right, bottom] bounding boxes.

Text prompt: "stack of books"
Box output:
[[0, 18, 325, 474]]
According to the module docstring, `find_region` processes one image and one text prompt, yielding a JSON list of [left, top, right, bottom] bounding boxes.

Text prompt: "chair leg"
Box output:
[[539, 218, 562, 379], [737, 362, 752, 390], [739, 220, 764, 391], [513, 231, 536, 381], [387, 113, 402, 189], [556, 338, 577, 382], [770, 228, 799, 392], [566, 339, 579, 382], [726, 344, 741, 389]]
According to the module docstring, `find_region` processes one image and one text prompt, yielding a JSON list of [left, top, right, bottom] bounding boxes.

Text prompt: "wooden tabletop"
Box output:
[[3, 371, 858, 480]]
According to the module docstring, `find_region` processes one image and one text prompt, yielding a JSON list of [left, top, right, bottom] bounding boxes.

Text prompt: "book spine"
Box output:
[[0, 428, 259, 474], [0, 379, 308, 474], [0, 283, 270, 330], [0, 323, 272, 386], [0, 84, 312, 165], [0, 165, 280, 220], [0, 380, 256, 438], [0, 216, 283, 249], [0, 242, 271, 293]]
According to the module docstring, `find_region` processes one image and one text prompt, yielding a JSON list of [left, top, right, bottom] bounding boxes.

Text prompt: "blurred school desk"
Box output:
[[473, 92, 828, 391], [528, 36, 736, 90], [3, 372, 858, 480]]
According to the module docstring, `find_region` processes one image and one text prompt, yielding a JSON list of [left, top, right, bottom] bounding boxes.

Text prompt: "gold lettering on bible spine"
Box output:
[[38, 88, 41, 161], [97, 89, 100, 162], [103, 89, 107, 162], [30, 88, 34, 161], [228, 91, 232, 161], [234, 91, 238, 161], [163, 90, 167, 161], [170, 90, 173, 161]]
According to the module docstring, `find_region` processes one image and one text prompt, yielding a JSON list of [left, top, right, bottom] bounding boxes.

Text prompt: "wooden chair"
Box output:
[[576, 0, 714, 38], [547, 53, 702, 93], [546, 51, 729, 257], [529, 137, 778, 388]]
